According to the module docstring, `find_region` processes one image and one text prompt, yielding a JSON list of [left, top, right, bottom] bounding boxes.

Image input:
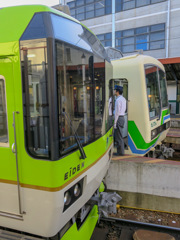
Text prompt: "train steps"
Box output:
[[0, 229, 42, 240]]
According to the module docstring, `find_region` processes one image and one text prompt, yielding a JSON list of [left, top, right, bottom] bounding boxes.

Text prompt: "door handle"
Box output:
[[12, 143, 16, 153]]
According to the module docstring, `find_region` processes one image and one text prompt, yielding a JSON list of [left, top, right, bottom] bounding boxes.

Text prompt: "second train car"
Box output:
[[110, 54, 171, 157]]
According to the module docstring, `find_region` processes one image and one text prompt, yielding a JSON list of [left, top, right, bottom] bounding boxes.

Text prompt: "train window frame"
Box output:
[[20, 39, 51, 160], [158, 68, 168, 109], [55, 40, 106, 157], [144, 64, 161, 120], [0, 76, 9, 147]]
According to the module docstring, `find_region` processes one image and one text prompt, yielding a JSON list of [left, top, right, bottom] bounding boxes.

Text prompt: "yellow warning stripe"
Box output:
[[112, 155, 138, 160], [112, 155, 166, 164], [145, 159, 166, 163]]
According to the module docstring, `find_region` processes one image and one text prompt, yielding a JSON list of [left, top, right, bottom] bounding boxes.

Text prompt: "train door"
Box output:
[[0, 60, 21, 217], [109, 79, 128, 149]]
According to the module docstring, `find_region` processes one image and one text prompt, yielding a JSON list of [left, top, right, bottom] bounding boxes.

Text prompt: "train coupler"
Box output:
[[91, 191, 122, 218]]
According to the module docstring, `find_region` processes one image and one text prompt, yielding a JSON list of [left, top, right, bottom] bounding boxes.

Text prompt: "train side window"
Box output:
[[0, 77, 8, 146], [159, 68, 168, 108], [56, 42, 105, 156], [21, 39, 50, 158], [56, 42, 94, 155], [145, 65, 161, 119]]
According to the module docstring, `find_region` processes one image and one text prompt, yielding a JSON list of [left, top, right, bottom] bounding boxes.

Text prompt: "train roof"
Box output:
[[112, 54, 165, 80], [0, 5, 85, 43], [0, 5, 108, 60], [112, 54, 164, 70]]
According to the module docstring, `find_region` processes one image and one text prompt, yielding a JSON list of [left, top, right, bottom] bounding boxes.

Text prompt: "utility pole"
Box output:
[[112, 0, 115, 48]]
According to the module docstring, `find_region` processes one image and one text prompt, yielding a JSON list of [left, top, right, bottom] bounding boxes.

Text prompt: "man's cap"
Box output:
[[114, 85, 123, 91]]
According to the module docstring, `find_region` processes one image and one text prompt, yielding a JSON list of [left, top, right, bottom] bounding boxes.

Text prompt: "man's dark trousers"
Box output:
[[114, 116, 125, 155]]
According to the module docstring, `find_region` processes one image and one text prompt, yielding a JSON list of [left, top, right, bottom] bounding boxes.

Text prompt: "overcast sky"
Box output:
[[0, 0, 63, 8]]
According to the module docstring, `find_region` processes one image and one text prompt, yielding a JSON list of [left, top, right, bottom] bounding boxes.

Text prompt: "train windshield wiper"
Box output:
[[62, 109, 87, 160]]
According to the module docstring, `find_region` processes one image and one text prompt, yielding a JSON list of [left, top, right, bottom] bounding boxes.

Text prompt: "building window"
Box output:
[[67, 0, 167, 20], [115, 0, 166, 13], [97, 33, 112, 47], [122, 0, 135, 11], [67, 0, 110, 20], [136, 0, 150, 7], [76, 6, 85, 20], [136, 34, 149, 51], [115, 23, 165, 53], [105, 0, 112, 14], [76, 0, 84, 6], [151, 0, 165, 3], [115, 0, 122, 12], [95, 1, 105, 17], [86, 3, 95, 19]]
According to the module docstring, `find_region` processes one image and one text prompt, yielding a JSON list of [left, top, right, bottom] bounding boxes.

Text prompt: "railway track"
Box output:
[[91, 216, 180, 240]]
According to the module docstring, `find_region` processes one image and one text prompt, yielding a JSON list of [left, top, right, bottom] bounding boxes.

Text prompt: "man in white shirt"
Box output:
[[114, 85, 126, 156]]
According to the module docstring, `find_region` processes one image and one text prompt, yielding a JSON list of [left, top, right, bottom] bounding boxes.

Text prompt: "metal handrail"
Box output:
[[12, 111, 23, 215]]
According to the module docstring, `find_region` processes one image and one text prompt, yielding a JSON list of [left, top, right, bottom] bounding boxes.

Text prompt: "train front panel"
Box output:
[[111, 54, 170, 156]]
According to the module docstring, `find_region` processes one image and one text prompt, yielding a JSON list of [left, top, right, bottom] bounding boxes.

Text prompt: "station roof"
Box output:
[[159, 57, 180, 83]]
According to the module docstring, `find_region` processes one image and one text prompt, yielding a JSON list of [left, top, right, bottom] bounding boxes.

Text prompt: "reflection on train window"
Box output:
[[159, 68, 168, 108], [21, 39, 50, 158], [0, 78, 8, 143], [145, 65, 160, 119], [108, 80, 114, 130], [56, 42, 105, 155]]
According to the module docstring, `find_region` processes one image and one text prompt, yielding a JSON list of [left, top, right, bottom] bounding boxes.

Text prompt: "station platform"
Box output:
[[165, 128, 180, 144], [105, 154, 180, 213], [170, 115, 180, 128]]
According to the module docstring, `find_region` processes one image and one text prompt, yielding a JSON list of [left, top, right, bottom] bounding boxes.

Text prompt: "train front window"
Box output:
[[145, 65, 161, 119], [159, 68, 168, 108], [0, 78, 8, 144], [21, 39, 50, 158], [56, 42, 105, 155]]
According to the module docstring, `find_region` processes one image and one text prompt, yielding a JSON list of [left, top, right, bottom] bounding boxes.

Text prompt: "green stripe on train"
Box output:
[[128, 121, 158, 150], [128, 108, 169, 150], [161, 109, 170, 125]]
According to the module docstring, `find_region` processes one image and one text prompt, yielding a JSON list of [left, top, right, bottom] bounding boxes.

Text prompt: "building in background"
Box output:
[[62, 0, 180, 114]]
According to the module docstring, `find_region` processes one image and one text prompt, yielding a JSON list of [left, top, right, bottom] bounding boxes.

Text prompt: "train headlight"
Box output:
[[63, 178, 84, 212], [74, 183, 81, 197], [64, 191, 71, 205], [151, 129, 157, 139]]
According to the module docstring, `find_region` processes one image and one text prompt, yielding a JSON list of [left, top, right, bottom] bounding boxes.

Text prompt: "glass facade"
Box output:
[[97, 23, 165, 53], [67, 0, 166, 20]]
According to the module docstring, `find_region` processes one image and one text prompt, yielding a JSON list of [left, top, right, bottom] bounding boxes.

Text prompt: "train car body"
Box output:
[[112, 54, 170, 156], [0, 5, 114, 239]]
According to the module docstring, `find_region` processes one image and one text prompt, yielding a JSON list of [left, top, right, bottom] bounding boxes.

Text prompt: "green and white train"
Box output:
[[0, 5, 115, 239], [111, 54, 170, 157]]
